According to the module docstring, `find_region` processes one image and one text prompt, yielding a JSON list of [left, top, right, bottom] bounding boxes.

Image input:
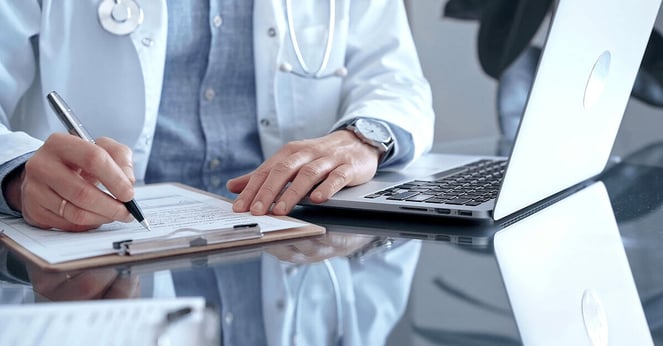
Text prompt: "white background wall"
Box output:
[[406, 0, 663, 158]]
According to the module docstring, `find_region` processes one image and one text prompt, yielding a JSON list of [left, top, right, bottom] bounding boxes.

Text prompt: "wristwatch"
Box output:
[[343, 118, 395, 165]]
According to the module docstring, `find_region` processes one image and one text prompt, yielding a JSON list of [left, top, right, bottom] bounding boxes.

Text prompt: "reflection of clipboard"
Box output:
[[0, 183, 325, 272]]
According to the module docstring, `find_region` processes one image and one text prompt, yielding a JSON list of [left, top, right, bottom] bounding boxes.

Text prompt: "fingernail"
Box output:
[[251, 201, 264, 214], [234, 199, 245, 211], [311, 191, 323, 201], [123, 214, 135, 223], [274, 201, 287, 214]]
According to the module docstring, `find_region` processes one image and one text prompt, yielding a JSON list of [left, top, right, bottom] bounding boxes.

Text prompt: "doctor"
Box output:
[[0, 0, 434, 231]]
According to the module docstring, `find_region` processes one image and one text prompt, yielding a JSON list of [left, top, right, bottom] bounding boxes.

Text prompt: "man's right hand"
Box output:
[[4, 133, 137, 232]]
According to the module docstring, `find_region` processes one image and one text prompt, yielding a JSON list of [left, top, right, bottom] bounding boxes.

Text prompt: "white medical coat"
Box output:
[[0, 0, 434, 180]]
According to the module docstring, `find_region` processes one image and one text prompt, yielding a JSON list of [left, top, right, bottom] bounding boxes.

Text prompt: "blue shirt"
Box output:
[[144, 0, 262, 199]]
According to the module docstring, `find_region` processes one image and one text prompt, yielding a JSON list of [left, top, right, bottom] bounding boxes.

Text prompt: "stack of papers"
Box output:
[[0, 297, 218, 346]]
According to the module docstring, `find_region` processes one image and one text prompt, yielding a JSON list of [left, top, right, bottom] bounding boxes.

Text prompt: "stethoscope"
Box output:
[[292, 260, 344, 345], [279, 0, 348, 79], [97, 0, 347, 80]]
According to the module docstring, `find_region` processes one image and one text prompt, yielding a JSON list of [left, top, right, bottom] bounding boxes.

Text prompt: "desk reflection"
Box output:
[[26, 264, 140, 301], [1, 233, 420, 346], [494, 181, 652, 345], [142, 233, 422, 346]]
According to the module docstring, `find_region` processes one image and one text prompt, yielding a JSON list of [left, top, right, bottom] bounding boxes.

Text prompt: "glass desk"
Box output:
[[1, 138, 662, 345]]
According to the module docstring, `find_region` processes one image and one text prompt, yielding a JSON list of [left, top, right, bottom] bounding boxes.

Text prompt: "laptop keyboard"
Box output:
[[363, 159, 507, 206]]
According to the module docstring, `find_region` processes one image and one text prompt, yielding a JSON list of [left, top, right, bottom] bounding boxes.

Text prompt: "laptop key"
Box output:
[[387, 191, 420, 200], [405, 194, 436, 202], [446, 198, 473, 205]]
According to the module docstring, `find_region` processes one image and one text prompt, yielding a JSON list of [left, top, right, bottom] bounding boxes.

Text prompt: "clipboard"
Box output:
[[0, 183, 326, 272]]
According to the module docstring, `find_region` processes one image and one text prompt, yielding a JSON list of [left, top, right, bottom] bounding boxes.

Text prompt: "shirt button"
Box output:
[[141, 37, 153, 47], [224, 312, 234, 325], [267, 27, 276, 37], [211, 176, 222, 187], [212, 15, 223, 28], [260, 118, 270, 127], [209, 158, 221, 169], [204, 88, 216, 101]]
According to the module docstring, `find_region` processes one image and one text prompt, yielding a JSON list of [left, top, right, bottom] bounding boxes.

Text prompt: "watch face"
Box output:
[[355, 118, 391, 142]]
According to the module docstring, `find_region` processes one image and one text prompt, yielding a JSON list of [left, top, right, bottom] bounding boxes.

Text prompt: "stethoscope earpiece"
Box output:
[[98, 0, 144, 36]]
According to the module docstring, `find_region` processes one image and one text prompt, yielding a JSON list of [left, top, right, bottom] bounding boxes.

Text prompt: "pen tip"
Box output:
[[140, 220, 152, 231]]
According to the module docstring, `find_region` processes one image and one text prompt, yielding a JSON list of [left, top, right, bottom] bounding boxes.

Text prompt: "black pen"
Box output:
[[46, 91, 152, 231]]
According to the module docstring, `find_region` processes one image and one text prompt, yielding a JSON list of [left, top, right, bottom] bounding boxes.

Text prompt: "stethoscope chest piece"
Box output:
[[98, 0, 144, 36]]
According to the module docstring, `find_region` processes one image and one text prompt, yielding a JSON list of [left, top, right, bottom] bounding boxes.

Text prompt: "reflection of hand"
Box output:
[[27, 263, 140, 301], [4, 133, 135, 232], [227, 130, 380, 216], [267, 233, 374, 264]]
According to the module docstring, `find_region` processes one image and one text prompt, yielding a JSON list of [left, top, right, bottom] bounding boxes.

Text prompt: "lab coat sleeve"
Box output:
[[0, 1, 45, 166], [337, 0, 435, 171]]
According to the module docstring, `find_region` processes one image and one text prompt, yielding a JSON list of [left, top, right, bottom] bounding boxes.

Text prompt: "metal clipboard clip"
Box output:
[[112, 223, 262, 256]]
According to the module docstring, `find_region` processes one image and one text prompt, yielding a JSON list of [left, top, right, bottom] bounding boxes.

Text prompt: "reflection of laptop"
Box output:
[[494, 181, 652, 345], [302, 0, 661, 221], [291, 205, 501, 248]]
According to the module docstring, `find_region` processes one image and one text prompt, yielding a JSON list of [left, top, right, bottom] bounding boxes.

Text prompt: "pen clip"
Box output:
[[46, 91, 96, 142], [114, 223, 262, 256]]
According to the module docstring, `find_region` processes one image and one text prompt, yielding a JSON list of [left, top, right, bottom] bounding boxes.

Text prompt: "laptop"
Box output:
[[302, 0, 662, 221]]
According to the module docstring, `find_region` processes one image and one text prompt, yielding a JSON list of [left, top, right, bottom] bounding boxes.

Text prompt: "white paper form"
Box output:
[[0, 297, 217, 346], [0, 184, 307, 264]]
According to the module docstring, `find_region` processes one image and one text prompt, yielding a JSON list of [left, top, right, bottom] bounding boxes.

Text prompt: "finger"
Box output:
[[95, 136, 136, 184], [44, 270, 117, 301], [26, 262, 79, 294], [271, 158, 337, 215], [46, 133, 134, 202], [291, 239, 334, 258], [226, 172, 251, 194], [246, 151, 314, 215], [231, 143, 304, 212], [266, 243, 311, 264], [62, 270, 118, 300], [231, 168, 270, 212], [104, 272, 140, 299], [20, 182, 106, 232], [29, 205, 103, 232], [27, 155, 131, 223], [308, 164, 356, 203]]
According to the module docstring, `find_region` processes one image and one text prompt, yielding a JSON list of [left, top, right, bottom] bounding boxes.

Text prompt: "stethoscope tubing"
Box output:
[[98, 0, 346, 79], [292, 260, 344, 345], [284, 0, 336, 78]]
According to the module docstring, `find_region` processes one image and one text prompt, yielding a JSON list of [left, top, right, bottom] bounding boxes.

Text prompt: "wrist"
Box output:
[[338, 118, 395, 166], [2, 164, 25, 213]]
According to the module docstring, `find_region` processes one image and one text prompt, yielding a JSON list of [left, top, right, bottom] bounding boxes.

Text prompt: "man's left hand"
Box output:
[[227, 130, 380, 215]]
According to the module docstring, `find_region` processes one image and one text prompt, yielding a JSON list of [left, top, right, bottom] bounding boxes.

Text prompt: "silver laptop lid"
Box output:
[[493, 0, 661, 220]]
